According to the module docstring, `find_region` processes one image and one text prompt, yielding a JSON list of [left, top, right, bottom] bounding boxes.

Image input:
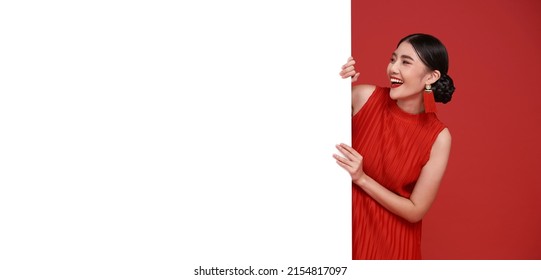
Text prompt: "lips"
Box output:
[[390, 77, 403, 88]]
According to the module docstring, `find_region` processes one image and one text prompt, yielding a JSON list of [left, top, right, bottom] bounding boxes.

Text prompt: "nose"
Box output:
[[389, 61, 399, 74]]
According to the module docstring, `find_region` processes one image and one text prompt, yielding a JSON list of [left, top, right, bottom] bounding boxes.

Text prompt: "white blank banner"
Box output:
[[0, 1, 351, 279]]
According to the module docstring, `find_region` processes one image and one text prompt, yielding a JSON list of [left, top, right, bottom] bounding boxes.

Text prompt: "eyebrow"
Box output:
[[392, 53, 415, 61]]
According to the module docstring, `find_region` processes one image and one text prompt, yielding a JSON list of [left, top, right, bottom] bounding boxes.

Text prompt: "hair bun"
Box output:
[[432, 74, 455, 104]]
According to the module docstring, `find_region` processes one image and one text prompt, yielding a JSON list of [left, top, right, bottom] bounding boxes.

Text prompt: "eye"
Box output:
[[402, 60, 411, 65], [390, 57, 396, 63]]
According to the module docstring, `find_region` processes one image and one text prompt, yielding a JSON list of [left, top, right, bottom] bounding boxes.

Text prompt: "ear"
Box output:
[[426, 70, 441, 84]]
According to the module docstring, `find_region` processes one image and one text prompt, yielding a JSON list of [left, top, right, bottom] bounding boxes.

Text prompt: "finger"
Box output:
[[335, 159, 354, 173], [340, 71, 356, 79], [335, 145, 358, 162], [352, 72, 360, 82], [339, 143, 362, 159], [340, 68, 356, 76], [333, 154, 353, 168], [339, 143, 360, 157], [343, 65, 355, 73], [345, 70, 357, 78], [335, 155, 359, 175], [341, 60, 356, 70], [340, 72, 357, 79], [335, 158, 356, 174], [340, 66, 357, 78]]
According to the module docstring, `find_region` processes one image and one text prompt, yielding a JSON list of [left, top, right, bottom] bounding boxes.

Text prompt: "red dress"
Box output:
[[352, 86, 446, 259]]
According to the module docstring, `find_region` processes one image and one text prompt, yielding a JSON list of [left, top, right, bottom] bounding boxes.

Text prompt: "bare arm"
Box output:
[[334, 128, 452, 223], [351, 84, 376, 116]]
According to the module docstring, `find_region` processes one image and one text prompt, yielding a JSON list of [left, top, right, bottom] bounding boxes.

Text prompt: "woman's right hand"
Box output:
[[339, 57, 360, 82]]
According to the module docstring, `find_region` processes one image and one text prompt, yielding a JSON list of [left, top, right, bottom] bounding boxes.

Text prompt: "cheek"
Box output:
[[410, 68, 428, 83], [403, 70, 422, 85]]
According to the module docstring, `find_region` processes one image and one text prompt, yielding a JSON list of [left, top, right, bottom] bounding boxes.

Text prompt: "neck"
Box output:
[[396, 92, 424, 114]]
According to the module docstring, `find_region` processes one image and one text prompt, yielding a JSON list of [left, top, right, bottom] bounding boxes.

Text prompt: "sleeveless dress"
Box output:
[[351, 86, 446, 259]]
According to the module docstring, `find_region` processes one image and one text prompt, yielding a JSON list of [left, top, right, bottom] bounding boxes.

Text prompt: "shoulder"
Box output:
[[352, 84, 377, 116], [432, 128, 452, 154]]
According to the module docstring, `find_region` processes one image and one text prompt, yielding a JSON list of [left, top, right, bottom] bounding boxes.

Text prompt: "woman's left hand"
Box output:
[[333, 143, 365, 182]]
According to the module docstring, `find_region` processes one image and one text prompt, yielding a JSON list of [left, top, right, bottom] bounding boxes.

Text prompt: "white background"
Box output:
[[0, 1, 539, 279]]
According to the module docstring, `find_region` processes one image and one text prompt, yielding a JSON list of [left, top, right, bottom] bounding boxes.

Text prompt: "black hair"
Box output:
[[398, 33, 455, 104]]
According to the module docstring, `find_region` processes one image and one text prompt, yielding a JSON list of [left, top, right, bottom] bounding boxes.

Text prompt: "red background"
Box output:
[[352, 0, 541, 259]]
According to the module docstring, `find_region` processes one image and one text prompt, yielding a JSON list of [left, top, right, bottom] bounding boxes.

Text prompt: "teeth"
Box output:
[[390, 78, 403, 84]]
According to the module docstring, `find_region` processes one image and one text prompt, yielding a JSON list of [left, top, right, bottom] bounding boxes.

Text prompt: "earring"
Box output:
[[423, 84, 437, 113]]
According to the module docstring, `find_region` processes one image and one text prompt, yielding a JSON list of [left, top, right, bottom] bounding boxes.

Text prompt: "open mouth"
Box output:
[[390, 77, 403, 88]]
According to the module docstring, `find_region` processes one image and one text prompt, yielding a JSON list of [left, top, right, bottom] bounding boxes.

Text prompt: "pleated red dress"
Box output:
[[352, 86, 446, 259]]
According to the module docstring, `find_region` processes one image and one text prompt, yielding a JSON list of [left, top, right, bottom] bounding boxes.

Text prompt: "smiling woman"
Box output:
[[334, 33, 455, 260]]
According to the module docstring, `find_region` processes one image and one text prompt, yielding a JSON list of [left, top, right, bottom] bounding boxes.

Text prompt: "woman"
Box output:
[[333, 33, 455, 259]]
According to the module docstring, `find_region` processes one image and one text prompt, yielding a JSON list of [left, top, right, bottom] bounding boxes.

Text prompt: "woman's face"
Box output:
[[387, 42, 432, 101]]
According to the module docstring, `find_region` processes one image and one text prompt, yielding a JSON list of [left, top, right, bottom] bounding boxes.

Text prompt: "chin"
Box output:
[[389, 86, 419, 101], [389, 87, 400, 100]]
